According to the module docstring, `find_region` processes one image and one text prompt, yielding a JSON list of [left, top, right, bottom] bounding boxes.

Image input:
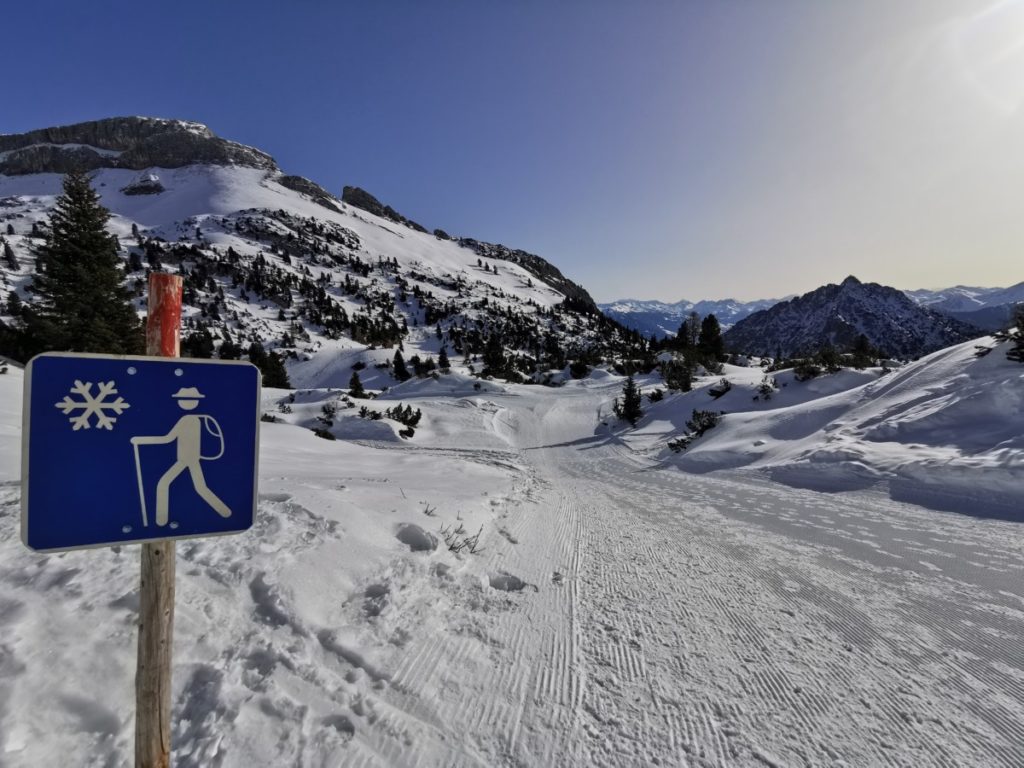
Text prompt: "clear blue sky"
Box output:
[[5, 1, 1022, 301]]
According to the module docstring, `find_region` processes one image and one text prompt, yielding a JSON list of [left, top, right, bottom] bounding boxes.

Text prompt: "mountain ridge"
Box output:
[[0, 117, 639, 388], [722, 275, 982, 359]]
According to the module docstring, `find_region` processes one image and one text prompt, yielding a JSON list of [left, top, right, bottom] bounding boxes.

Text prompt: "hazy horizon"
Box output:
[[4, 0, 1022, 303]]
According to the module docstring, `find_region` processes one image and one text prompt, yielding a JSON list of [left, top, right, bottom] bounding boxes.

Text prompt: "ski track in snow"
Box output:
[[1, 377, 1023, 766]]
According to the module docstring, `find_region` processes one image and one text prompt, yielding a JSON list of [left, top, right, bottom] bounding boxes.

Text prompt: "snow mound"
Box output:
[[637, 337, 1024, 517]]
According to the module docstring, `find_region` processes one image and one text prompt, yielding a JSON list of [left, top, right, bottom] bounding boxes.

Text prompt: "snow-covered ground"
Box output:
[[1, 335, 1023, 766]]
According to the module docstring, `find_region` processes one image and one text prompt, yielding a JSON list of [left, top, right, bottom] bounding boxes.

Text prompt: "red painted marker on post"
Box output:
[[145, 273, 182, 358]]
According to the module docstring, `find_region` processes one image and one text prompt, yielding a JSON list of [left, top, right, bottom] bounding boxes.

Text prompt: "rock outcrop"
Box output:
[[0, 117, 277, 175], [341, 186, 427, 232]]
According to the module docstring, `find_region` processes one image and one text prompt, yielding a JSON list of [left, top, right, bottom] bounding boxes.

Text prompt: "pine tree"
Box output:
[[697, 314, 724, 365], [182, 328, 215, 358], [349, 369, 366, 398], [23, 171, 142, 357], [393, 350, 411, 382], [483, 334, 506, 377], [438, 345, 451, 370], [2, 240, 17, 271], [851, 333, 875, 368], [674, 311, 700, 352], [261, 352, 291, 388], [662, 358, 692, 392], [247, 341, 268, 369], [1007, 305, 1024, 363], [248, 342, 291, 388], [218, 330, 242, 360], [613, 374, 643, 425]]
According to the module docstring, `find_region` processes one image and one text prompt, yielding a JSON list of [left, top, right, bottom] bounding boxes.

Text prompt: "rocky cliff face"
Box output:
[[0, 117, 277, 174], [341, 186, 427, 232]]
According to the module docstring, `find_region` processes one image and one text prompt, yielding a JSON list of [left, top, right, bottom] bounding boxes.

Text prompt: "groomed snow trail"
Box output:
[[363, 385, 1024, 767]]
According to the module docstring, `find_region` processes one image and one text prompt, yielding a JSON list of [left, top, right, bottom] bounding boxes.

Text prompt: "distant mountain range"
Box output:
[[722, 276, 982, 359], [904, 283, 1024, 331], [602, 279, 1022, 342], [598, 297, 783, 337]]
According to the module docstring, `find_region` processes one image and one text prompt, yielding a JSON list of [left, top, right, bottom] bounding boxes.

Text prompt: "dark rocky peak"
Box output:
[[840, 275, 862, 287], [341, 186, 427, 233], [723, 276, 983, 359], [0, 116, 277, 175]]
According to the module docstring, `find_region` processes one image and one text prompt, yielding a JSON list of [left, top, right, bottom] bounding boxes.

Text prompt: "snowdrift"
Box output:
[[636, 336, 1024, 518]]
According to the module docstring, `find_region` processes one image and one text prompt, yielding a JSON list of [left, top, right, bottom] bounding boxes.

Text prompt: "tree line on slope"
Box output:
[[0, 172, 291, 388]]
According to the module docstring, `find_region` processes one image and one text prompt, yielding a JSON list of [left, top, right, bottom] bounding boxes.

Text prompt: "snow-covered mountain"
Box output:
[[906, 282, 1024, 331], [0, 117, 643, 392], [723, 275, 982, 359], [608, 279, 1023, 339], [598, 296, 782, 337]]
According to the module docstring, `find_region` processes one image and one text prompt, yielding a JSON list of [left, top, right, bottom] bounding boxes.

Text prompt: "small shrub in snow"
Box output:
[[662, 359, 692, 392], [669, 409, 723, 452], [648, 388, 664, 403], [439, 523, 484, 554], [260, 413, 278, 423], [793, 360, 822, 381], [756, 375, 777, 400], [320, 401, 337, 426], [667, 436, 691, 453], [312, 427, 335, 440], [687, 409, 722, 436], [708, 378, 731, 399], [568, 360, 590, 379]]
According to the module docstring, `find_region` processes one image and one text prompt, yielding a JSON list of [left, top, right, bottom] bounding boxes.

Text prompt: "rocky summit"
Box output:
[[0, 116, 277, 175], [723, 275, 983, 359]]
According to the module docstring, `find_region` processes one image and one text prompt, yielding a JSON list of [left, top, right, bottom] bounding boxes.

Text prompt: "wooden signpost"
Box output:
[[20, 272, 261, 767], [136, 272, 182, 768]]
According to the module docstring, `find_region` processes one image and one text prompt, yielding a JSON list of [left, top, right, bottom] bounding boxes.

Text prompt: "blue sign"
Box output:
[[22, 353, 261, 552]]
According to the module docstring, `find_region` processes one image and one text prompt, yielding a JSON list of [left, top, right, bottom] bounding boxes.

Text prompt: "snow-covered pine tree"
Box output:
[[22, 171, 142, 357], [614, 374, 643, 426], [349, 370, 366, 398], [393, 350, 411, 382]]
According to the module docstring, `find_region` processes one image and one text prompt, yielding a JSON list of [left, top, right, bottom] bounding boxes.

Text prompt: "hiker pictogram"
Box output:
[[131, 386, 232, 527]]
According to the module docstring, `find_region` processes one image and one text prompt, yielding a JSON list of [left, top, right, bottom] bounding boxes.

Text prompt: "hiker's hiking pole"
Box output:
[[133, 441, 148, 528]]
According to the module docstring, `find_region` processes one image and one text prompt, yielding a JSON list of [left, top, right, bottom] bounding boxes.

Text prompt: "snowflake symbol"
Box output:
[[54, 380, 131, 431]]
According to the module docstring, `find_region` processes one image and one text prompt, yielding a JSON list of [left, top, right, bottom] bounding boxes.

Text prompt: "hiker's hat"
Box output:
[[172, 387, 205, 399]]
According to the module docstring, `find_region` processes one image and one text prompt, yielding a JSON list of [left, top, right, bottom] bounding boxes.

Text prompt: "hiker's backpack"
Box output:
[[199, 416, 225, 460]]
